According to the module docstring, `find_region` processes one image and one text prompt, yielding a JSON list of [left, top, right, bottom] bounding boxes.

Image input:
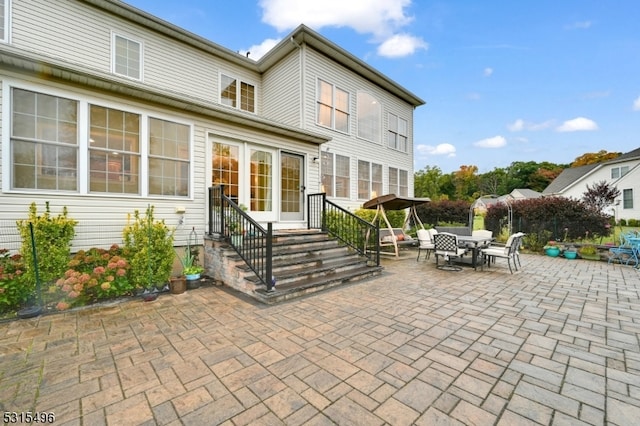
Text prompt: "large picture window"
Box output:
[[388, 113, 408, 152], [149, 118, 190, 196], [357, 92, 381, 142], [220, 74, 255, 112], [113, 34, 142, 80], [11, 88, 78, 191], [317, 79, 349, 133], [89, 105, 140, 194]]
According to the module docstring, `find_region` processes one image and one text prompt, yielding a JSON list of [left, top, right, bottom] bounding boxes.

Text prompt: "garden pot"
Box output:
[[564, 251, 577, 259], [186, 275, 201, 289], [545, 247, 560, 257], [231, 234, 243, 247], [170, 276, 187, 294]]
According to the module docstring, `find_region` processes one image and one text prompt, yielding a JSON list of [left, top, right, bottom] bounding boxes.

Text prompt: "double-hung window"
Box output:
[[9, 87, 191, 198], [388, 113, 408, 152], [317, 80, 349, 133], [149, 118, 190, 196], [623, 189, 634, 209], [89, 105, 140, 194], [611, 166, 629, 179], [321, 152, 350, 198], [112, 34, 142, 80], [11, 88, 79, 191], [220, 74, 255, 112], [388, 167, 408, 196], [357, 92, 381, 142], [358, 160, 382, 200], [0, 0, 10, 43]]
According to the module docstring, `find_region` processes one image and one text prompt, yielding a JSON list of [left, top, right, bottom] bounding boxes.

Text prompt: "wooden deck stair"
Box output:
[[229, 231, 383, 304]]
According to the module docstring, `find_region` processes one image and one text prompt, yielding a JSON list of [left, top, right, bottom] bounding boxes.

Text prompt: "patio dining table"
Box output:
[[456, 235, 494, 270]]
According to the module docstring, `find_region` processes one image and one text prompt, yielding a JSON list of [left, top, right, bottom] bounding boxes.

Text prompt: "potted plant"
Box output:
[[563, 244, 578, 259], [543, 241, 560, 257], [175, 246, 204, 289], [579, 244, 600, 260], [227, 204, 247, 247]]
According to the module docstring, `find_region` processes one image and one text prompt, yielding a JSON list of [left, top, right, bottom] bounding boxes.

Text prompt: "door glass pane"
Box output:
[[212, 142, 240, 202], [251, 150, 273, 211], [280, 154, 301, 213]]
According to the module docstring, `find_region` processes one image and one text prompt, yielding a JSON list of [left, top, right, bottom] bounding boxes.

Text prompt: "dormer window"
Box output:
[[220, 74, 255, 113], [112, 34, 142, 80]]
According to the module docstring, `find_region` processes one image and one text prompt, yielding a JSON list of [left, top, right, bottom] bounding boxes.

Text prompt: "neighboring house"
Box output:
[[542, 147, 640, 221], [0, 0, 424, 249], [507, 188, 542, 201]]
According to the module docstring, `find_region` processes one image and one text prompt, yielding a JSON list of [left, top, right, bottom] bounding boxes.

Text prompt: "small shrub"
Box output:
[[122, 206, 174, 290], [0, 250, 28, 314], [16, 202, 77, 296], [619, 218, 627, 226], [628, 218, 639, 227]]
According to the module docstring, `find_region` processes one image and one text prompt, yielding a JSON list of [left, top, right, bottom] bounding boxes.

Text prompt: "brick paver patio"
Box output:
[[1, 253, 639, 425]]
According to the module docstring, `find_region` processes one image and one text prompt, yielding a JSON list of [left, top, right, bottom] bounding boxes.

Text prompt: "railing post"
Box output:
[[321, 193, 327, 232], [208, 187, 213, 235], [266, 222, 274, 292]]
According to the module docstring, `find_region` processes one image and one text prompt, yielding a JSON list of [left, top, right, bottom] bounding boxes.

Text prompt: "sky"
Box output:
[[124, 0, 640, 174]]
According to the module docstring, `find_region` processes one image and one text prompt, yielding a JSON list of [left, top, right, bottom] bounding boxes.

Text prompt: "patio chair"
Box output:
[[416, 228, 435, 261], [608, 233, 638, 266], [433, 232, 467, 271], [480, 233, 520, 273]]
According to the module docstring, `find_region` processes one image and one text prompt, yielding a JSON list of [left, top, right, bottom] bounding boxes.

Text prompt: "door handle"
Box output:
[[300, 185, 306, 192]]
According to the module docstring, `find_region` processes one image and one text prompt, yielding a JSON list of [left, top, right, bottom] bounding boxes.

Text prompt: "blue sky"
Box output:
[[124, 0, 640, 174]]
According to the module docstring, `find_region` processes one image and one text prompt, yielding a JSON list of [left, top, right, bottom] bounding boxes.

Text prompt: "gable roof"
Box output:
[[606, 147, 640, 163], [511, 188, 542, 199], [542, 163, 600, 195]]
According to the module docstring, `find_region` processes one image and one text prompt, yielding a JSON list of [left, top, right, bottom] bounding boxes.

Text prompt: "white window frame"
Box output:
[[611, 166, 630, 179], [388, 167, 408, 197], [3, 80, 192, 199], [316, 79, 350, 134], [388, 113, 408, 152], [111, 32, 143, 81], [357, 92, 381, 143], [0, 0, 11, 43], [321, 151, 350, 199], [219, 73, 256, 113], [357, 160, 383, 200]]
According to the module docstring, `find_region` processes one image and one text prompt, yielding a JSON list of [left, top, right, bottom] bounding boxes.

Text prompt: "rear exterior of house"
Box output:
[[0, 0, 424, 250]]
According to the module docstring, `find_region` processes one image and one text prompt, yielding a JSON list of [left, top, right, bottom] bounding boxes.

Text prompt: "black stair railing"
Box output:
[[208, 185, 274, 291], [308, 193, 380, 266]]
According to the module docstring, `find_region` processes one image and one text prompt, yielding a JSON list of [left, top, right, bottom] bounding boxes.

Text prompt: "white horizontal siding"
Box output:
[[301, 48, 416, 203], [262, 50, 301, 126], [11, 0, 262, 108]]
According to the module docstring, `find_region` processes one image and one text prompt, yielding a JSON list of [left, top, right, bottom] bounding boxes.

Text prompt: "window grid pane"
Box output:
[[399, 170, 408, 196], [388, 167, 398, 195], [148, 118, 190, 196], [240, 82, 255, 112], [358, 160, 370, 200], [11, 88, 79, 191], [89, 105, 140, 194], [357, 92, 381, 142], [221, 75, 237, 107], [623, 189, 633, 209]]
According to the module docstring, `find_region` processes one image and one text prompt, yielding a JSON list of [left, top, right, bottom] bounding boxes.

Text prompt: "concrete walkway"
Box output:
[[1, 254, 639, 425]]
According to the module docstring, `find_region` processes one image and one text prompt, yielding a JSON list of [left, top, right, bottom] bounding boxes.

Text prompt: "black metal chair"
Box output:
[[433, 233, 467, 271]]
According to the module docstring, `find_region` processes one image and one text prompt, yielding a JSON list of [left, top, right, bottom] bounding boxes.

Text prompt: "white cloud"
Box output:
[[556, 117, 598, 132], [474, 135, 506, 148], [483, 67, 493, 77], [259, 0, 424, 58], [633, 95, 640, 111], [417, 143, 456, 157], [565, 20, 592, 30], [239, 38, 281, 60], [507, 118, 554, 132], [377, 33, 428, 57]]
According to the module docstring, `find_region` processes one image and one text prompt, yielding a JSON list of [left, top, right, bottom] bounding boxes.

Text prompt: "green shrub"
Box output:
[[354, 208, 406, 228], [619, 219, 627, 226], [16, 202, 77, 290], [628, 219, 639, 227], [0, 250, 28, 314], [122, 206, 174, 290]]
